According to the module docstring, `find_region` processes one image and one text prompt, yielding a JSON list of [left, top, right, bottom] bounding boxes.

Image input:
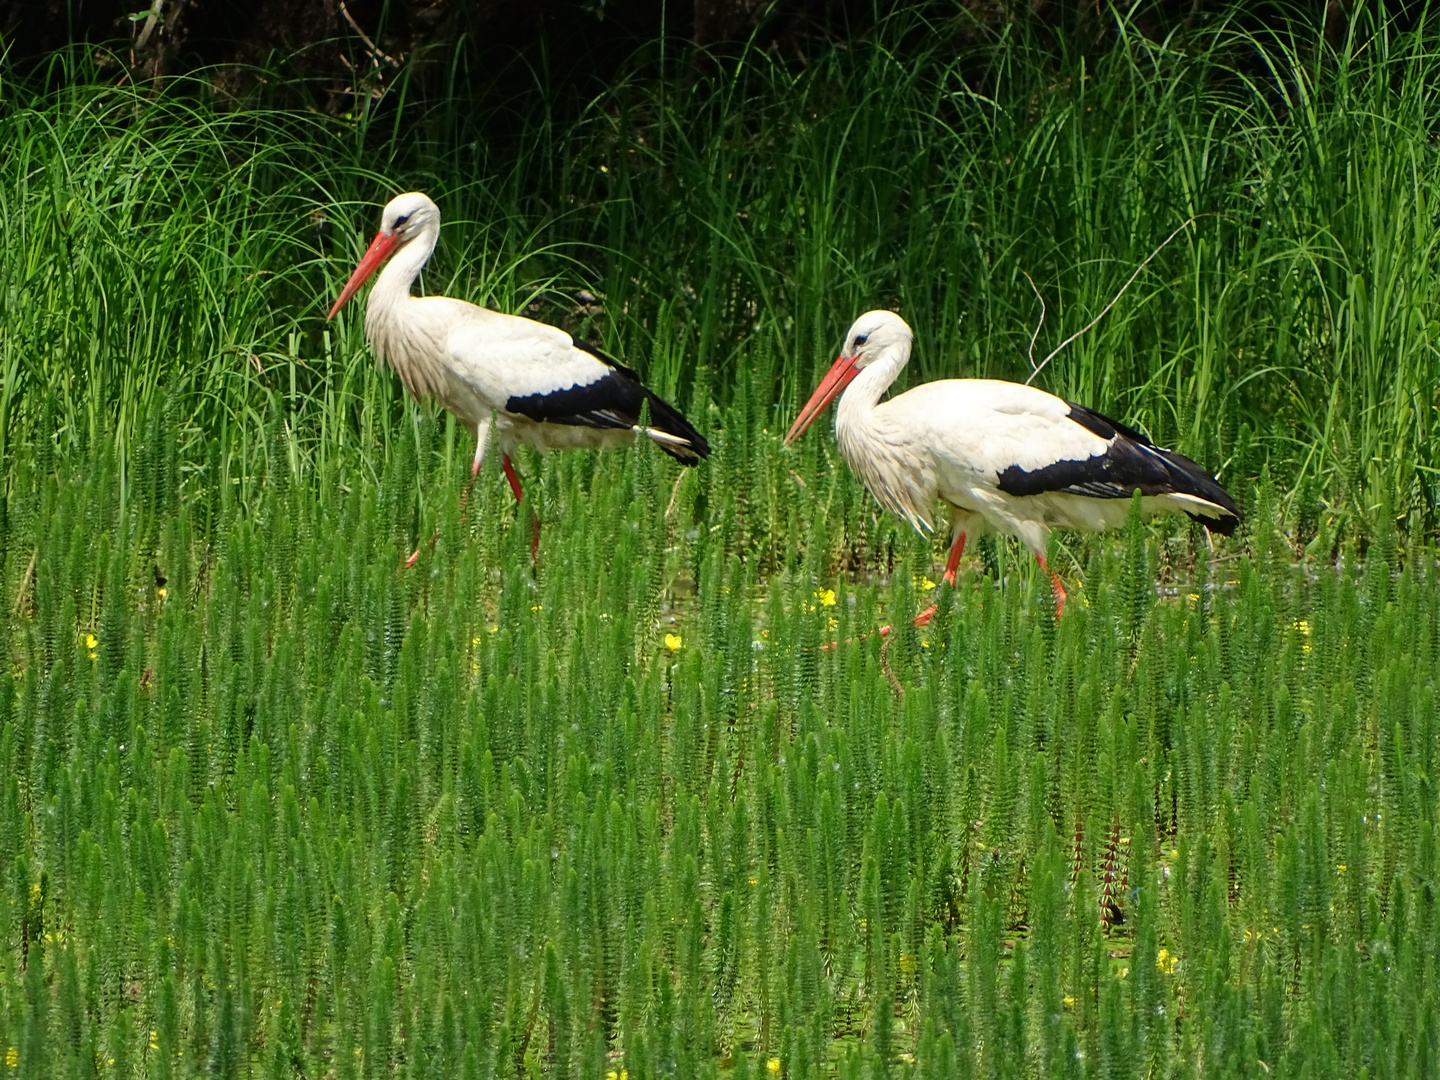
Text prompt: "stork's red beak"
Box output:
[[784, 353, 861, 445], [327, 230, 400, 319]]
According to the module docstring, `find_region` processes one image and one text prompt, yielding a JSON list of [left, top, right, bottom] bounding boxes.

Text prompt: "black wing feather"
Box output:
[[996, 402, 1241, 534], [503, 339, 711, 464]]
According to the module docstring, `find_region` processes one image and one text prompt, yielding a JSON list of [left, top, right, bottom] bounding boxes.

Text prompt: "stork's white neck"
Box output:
[[368, 222, 440, 319], [835, 336, 910, 431], [831, 331, 937, 532], [362, 219, 445, 401]]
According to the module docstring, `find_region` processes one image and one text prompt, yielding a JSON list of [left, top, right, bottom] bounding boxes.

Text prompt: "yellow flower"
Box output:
[[530, 604, 543, 613], [6, 1046, 17, 1067], [472, 637, 481, 646], [1336, 864, 1347, 875], [814, 588, 836, 606], [1062, 995, 1076, 1007], [767, 1059, 781, 1076], [157, 587, 167, 601], [665, 634, 683, 651], [149, 1031, 159, 1050], [1157, 949, 1177, 974], [1117, 966, 1130, 978], [916, 576, 937, 592]]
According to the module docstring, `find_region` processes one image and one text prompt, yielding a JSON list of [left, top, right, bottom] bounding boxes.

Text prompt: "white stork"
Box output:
[[326, 192, 711, 549], [785, 310, 1240, 621]]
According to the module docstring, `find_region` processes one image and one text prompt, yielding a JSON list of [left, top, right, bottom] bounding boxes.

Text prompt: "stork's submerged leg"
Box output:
[[459, 415, 494, 520], [501, 454, 524, 503], [1035, 554, 1066, 618], [406, 420, 492, 571], [942, 530, 968, 585], [502, 453, 541, 563], [912, 531, 967, 629]]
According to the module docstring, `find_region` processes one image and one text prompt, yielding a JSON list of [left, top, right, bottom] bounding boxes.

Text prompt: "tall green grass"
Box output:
[[0, 421, 1436, 1077], [3, 7, 1439, 535]]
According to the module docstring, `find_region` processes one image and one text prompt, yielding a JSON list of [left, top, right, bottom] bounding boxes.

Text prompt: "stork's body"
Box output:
[[327, 193, 710, 517], [786, 311, 1241, 618]]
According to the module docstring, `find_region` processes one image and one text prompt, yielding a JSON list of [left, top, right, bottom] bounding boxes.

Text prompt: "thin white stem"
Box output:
[[1025, 217, 1196, 386], [1021, 270, 1045, 375]]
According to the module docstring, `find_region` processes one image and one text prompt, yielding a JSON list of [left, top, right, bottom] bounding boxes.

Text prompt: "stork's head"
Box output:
[[840, 310, 913, 367], [327, 192, 441, 319], [378, 192, 440, 245], [784, 310, 912, 446]]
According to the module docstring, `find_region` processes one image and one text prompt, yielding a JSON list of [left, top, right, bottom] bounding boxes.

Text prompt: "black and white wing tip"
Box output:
[[996, 402, 1241, 534], [504, 339, 711, 464], [638, 389, 712, 463]]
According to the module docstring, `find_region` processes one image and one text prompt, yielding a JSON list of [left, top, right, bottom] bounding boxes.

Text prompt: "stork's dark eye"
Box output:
[[394, 212, 412, 228], [853, 333, 869, 347]]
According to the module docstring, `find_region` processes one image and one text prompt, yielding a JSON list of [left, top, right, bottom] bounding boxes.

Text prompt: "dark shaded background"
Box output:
[[0, 1, 1386, 104]]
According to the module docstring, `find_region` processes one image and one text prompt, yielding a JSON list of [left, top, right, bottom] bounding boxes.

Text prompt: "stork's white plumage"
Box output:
[[327, 192, 711, 519], [785, 310, 1241, 618]]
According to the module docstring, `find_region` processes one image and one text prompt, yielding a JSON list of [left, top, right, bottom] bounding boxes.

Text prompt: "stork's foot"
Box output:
[[824, 602, 942, 651], [400, 532, 440, 570], [906, 603, 940, 630]]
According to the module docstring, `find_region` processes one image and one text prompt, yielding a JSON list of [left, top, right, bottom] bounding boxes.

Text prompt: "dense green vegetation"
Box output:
[[2, 6, 1438, 1077]]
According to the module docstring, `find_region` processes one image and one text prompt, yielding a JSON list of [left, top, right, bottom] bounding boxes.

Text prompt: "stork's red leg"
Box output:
[[941, 531, 967, 586], [502, 454, 524, 504], [502, 454, 540, 563], [1035, 554, 1066, 618], [903, 531, 969, 630], [458, 434, 487, 523]]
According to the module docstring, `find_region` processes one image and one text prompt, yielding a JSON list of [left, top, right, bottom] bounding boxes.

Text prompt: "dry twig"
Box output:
[[1025, 217, 1197, 386]]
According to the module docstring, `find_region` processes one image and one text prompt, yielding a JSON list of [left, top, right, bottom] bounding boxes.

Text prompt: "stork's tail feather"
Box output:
[[1153, 447, 1242, 535], [640, 391, 712, 464]]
